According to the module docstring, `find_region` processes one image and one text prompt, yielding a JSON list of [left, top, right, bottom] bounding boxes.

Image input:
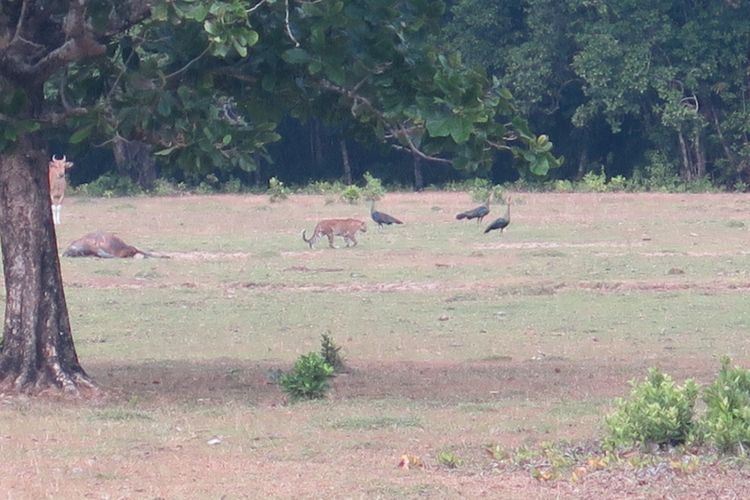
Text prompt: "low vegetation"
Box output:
[[606, 359, 750, 457], [279, 352, 335, 402], [70, 169, 737, 202]]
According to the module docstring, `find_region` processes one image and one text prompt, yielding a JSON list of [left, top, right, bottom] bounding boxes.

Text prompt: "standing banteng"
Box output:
[[48, 155, 73, 224]]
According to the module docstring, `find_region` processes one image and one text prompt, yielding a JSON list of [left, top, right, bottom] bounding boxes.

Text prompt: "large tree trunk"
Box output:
[[413, 155, 424, 191], [113, 138, 157, 190], [0, 137, 95, 396], [340, 138, 353, 185]]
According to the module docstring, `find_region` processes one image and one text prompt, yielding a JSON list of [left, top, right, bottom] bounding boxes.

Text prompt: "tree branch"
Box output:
[[10, 0, 29, 46], [248, 0, 270, 13], [165, 45, 211, 81], [285, 0, 300, 47], [320, 79, 454, 164]]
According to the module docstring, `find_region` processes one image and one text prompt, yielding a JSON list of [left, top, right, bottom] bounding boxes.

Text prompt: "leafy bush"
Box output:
[[580, 168, 607, 192], [605, 368, 699, 449], [701, 357, 750, 454], [320, 333, 346, 373], [267, 176, 289, 202], [280, 352, 334, 401], [73, 173, 140, 197], [436, 450, 463, 469], [641, 150, 680, 191], [223, 177, 244, 193], [362, 171, 385, 201], [340, 184, 362, 204], [301, 180, 345, 195], [552, 179, 574, 192], [608, 175, 628, 192], [151, 178, 187, 196], [468, 178, 493, 203]]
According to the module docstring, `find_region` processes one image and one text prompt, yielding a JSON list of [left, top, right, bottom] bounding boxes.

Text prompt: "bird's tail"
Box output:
[[456, 213, 467, 220], [483, 226, 492, 234]]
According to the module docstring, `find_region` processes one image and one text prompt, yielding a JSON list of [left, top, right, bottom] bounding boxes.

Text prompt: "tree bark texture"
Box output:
[[113, 138, 157, 190], [0, 136, 95, 395], [413, 155, 423, 191], [340, 138, 352, 185]]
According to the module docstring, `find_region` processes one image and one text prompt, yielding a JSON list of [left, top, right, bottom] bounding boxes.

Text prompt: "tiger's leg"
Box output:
[[327, 232, 336, 248]]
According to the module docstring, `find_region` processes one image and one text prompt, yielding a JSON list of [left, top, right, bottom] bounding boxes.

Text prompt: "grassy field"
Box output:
[[2, 191, 750, 498]]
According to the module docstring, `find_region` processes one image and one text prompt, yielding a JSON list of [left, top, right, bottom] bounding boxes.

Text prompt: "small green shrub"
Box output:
[[468, 178, 492, 203], [362, 171, 385, 201], [552, 179, 574, 192], [605, 368, 698, 449], [268, 176, 289, 202], [436, 450, 463, 469], [701, 357, 750, 454], [280, 352, 334, 401], [223, 177, 244, 193], [151, 178, 187, 196], [608, 175, 627, 192], [340, 184, 362, 204], [73, 173, 140, 197], [642, 150, 680, 191], [303, 180, 345, 195], [320, 333, 346, 373], [580, 168, 607, 192]]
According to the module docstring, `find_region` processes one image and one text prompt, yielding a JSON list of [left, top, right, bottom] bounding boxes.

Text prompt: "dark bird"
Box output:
[[370, 201, 403, 227], [456, 197, 491, 223], [484, 196, 512, 235]]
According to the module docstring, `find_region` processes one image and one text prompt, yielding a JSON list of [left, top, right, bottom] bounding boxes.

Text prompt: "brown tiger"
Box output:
[[302, 218, 367, 248]]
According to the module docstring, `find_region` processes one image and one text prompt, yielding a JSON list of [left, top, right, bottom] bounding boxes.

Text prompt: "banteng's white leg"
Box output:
[[52, 205, 61, 224]]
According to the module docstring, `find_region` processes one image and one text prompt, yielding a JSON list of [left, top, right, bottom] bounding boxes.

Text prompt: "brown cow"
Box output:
[[63, 231, 169, 259], [48, 154, 74, 224]]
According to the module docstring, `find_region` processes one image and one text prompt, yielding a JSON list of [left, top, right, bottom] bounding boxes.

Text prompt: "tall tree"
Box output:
[[0, 0, 558, 395], [0, 1, 154, 395]]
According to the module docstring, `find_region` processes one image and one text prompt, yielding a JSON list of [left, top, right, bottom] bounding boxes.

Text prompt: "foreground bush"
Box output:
[[280, 353, 334, 401], [701, 358, 750, 454], [605, 368, 698, 449]]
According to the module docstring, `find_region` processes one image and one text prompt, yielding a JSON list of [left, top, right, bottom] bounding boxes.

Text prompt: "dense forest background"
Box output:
[[57, 1, 750, 192]]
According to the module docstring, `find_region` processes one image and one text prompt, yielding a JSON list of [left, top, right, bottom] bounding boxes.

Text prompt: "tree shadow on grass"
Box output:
[[82, 356, 689, 408]]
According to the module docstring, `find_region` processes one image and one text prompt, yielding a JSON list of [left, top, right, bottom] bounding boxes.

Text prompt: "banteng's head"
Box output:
[[49, 155, 74, 179]]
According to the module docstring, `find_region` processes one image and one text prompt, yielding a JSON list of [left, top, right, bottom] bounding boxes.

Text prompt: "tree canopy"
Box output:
[[3, 0, 561, 186], [444, 0, 750, 188]]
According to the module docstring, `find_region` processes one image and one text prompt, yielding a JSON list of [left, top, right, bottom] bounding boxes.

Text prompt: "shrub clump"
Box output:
[[701, 357, 750, 454], [605, 368, 698, 450], [267, 176, 289, 202], [362, 172, 385, 201], [340, 184, 361, 204], [320, 333, 346, 373], [280, 352, 334, 402]]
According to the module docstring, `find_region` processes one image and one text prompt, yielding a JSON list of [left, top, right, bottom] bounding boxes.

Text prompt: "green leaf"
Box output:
[[204, 20, 219, 35], [233, 38, 248, 58], [154, 146, 179, 156], [282, 48, 311, 64], [425, 115, 454, 138], [245, 30, 259, 47], [450, 116, 473, 144], [157, 94, 173, 117], [185, 4, 208, 21], [69, 125, 94, 144]]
